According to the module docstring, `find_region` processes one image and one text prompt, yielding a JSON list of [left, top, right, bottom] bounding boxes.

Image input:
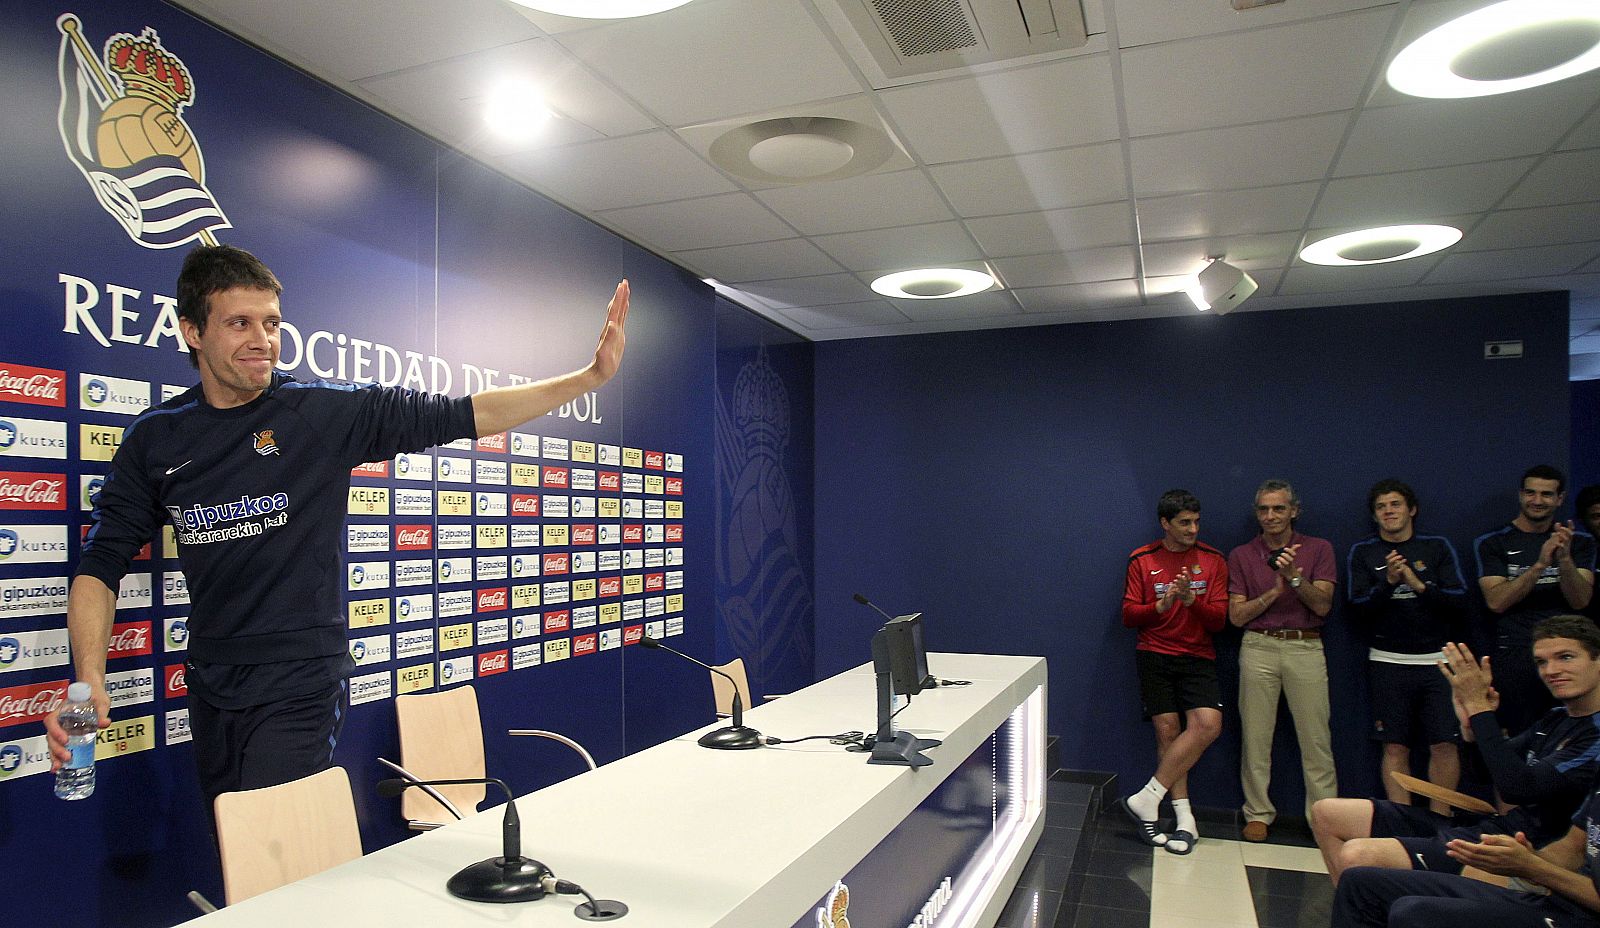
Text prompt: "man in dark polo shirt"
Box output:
[[1227, 478, 1338, 842], [1477, 465, 1596, 734]]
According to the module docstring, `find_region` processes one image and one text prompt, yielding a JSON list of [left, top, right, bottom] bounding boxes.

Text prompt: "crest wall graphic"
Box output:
[[56, 13, 230, 248]]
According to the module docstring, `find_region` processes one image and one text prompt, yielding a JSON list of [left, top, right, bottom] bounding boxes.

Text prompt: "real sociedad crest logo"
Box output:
[[56, 14, 230, 249]]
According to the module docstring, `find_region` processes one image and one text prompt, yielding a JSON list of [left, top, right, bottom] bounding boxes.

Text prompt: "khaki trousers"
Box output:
[[1239, 631, 1337, 823]]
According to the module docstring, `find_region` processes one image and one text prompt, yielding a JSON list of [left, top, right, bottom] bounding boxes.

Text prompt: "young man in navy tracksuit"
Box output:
[[46, 244, 629, 802]]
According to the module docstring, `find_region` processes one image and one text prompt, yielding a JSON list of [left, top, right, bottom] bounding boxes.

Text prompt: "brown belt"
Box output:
[[1249, 627, 1321, 640]]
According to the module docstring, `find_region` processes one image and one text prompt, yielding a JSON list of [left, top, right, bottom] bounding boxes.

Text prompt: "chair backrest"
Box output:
[[710, 658, 753, 718], [213, 767, 363, 905], [395, 684, 486, 824]]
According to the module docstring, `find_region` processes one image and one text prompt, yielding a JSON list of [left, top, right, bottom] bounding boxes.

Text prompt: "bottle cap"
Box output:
[[67, 681, 91, 702]]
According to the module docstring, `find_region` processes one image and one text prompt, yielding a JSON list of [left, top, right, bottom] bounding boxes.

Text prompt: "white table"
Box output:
[[184, 652, 1047, 928]]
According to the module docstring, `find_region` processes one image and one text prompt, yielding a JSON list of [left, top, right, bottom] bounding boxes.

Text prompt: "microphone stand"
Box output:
[[638, 635, 764, 749], [377, 777, 549, 903]]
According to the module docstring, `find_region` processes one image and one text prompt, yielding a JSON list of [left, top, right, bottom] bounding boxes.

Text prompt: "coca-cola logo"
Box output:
[[396, 526, 433, 549], [543, 554, 569, 573], [477, 589, 508, 611], [478, 651, 509, 675], [165, 664, 187, 697], [572, 525, 596, 545], [351, 461, 389, 478], [665, 477, 683, 495], [623, 626, 644, 645], [0, 365, 66, 407], [511, 495, 539, 515], [543, 467, 569, 488], [599, 578, 621, 596], [574, 633, 598, 655], [644, 451, 664, 469], [623, 525, 643, 543], [665, 526, 684, 542], [598, 472, 620, 491], [107, 622, 153, 658], [646, 573, 665, 591], [476, 433, 507, 452], [0, 473, 66, 510], [544, 611, 570, 633], [0, 680, 68, 726]]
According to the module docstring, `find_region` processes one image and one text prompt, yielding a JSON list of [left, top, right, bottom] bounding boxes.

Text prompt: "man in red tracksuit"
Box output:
[[1117, 488, 1230, 855]]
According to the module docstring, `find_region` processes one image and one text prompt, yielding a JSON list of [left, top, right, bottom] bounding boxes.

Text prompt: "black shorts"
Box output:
[[188, 680, 349, 804], [1369, 799, 1509, 875], [1369, 661, 1460, 745], [1136, 650, 1222, 719]]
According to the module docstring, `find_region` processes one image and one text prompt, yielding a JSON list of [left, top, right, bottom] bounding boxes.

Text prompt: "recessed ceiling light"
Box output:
[[483, 80, 552, 141], [871, 268, 996, 300], [506, 0, 697, 18], [1387, 0, 1600, 98], [1299, 225, 1463, 266]]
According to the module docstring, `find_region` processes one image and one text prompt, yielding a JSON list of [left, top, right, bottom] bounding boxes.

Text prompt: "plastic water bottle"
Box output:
[[54, 682, 98, 800]]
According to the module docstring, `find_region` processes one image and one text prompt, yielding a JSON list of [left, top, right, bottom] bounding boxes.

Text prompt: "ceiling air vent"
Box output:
[[828, 0, 1088, 79]]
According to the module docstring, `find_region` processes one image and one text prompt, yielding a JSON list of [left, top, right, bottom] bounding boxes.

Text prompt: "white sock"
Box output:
[[1172, 798, 1197, 836], [1127, 777, 1167, 821]]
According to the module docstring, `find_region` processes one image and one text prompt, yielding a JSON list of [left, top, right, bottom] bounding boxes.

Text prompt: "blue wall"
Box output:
[[1573, 378, 1600, 497], [814, 291, 1571, 814]]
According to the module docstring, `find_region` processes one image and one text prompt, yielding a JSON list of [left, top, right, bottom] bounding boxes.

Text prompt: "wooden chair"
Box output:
[[213, 767, 363, 905], [392, 684, 595, 831], [711, 658, 754, 719], [394, 684, 486, 829]]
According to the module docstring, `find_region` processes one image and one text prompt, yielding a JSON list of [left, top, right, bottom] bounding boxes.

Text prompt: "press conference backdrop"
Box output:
[[0, 2, 823, 926]]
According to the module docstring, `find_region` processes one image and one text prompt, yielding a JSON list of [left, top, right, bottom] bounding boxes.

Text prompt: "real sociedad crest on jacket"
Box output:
[[55, 14, 230, 248]]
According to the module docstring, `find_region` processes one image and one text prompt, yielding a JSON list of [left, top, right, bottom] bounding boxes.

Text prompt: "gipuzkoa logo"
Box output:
[[56, 15, 230, 248]]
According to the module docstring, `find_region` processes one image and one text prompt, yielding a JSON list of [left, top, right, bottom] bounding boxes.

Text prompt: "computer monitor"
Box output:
[[871, 612, 927, 697]]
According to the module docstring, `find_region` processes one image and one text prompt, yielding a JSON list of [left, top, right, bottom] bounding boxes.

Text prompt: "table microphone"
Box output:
[[637, 634, 764, 749], [376, 776, 549, 903], [852, 591, 896, 624]]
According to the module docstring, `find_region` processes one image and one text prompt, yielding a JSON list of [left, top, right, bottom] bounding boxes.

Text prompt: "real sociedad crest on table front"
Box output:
[[55, 13, 230, 248]]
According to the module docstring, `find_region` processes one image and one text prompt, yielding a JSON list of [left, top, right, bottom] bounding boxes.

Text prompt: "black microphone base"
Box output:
[[867, 731, 941, 767], [447, 855, 551, 903], [698, 725, 764, 750]]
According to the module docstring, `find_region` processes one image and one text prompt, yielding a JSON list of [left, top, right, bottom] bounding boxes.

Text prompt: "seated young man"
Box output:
[[1334, 785, 1600, 928], [1311, 614, 1600, 886]]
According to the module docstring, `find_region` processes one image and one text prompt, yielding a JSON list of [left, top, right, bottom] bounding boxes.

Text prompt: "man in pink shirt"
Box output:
[[1228, 479, 1339, 842]]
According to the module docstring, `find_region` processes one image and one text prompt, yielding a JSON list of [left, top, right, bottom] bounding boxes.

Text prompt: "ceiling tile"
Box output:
[[1312, 159, 1536, 227], [991, 246, 1137, 289], [1139, 233, 1303, 278], [877, 55, 1120, 164], [1563, 107, 1600, 151], [1119, 9, 1391, 136], [965, 202, 1135, 256], [774, 301, 911, 330], [180, 0, 545, 82], [497, 132, 736, 211], [732, 273, 877, 308], [928, 143, 1127, 217], [1501, 149, 1600, 210], [1460, 204, 1600, 252], [596, 193, 793, 252], [810, 222, 981, 273], [1137, 184, 1320, 241], [1114, 0, 1394, 49], [556, 0, 862, 126], [1336, 79, 1600, 177], [671, 240, 842, 283], [754, 170, 954, 236], [1011, 279, 1144, 313], [885, 290, 1024, 322], [1427, 243, 1600, 286], [1131, 112, 1349, 196], [1278, 261, 1431, 296], [356, 39, 655, 153]]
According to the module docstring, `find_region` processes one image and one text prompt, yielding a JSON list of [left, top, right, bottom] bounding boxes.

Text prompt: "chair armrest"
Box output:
[[508, 729, 598, 771], [1390, 771, 1497, 815]]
